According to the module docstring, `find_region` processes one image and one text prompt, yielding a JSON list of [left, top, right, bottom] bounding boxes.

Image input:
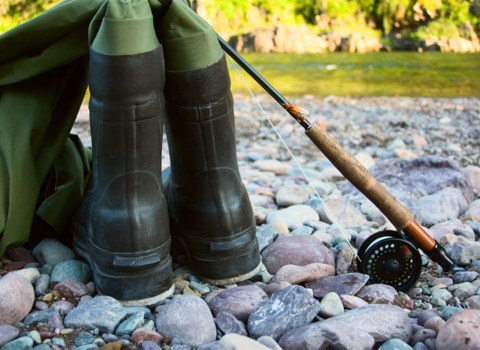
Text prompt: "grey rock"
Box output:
[[465, 221, 480, 237], [141, 342, 162, 350], [170, 345, 191, 350], [318, 292, 344, 318], [33, 345, 54, 350], [453, 271, 478, 283], [417, 310, 442, 326], [279, 304, 411, 350], [156, 295, 216, 347], [424, 338, 436, 350], [74, 333, 96, 347], [32, 238, 76, 266], [262, 234, 334, 274], [78, 295, 93, 306], [430, 289, 452, 301], [276, 185, 309, 207], [0, 325, 19, 347], [257, 336, 282, 350], [23, 308, 58, 327], [256, 225, 279, 252], [103, 333, 118, 342], [316, 198, 367, 227], [197, 342, 220, 350], [451, 282, 476, 298], [465, 295, 480, 308], [0, 336, 34, 350], [411, 329, 436, 346], [40, 264, 54, 276], [261, 281, 291, 298], [442, 306, 462, 320], [430, 297, 446, 307], [451, 242, 480, 266], [305, 273, 369, 299], [0, 273, 35, 326], [290, 226, 313, 235], [124, 306, 151, 317], [50, 260, 92, 284], [51, 301, 75, 315], [116, 311, 145, 336], [11, 268, 40, 284], [429, 220, 474, 244], [53, 278, 89, 297], [64, 296, 127, 334], [265, 205, 319, 230], [357, 284, 398, 303], [336, 247, 354, 275], [248, 285, 321, 341], [303, 220, 330, 232], [190, 281, 210, 295], [414, 188, 469, 226], [215, 312, 247, 336], [355, 231, 373, 249], [34, 274, 50, 296], [379, 339, 414, 350], [453, 228, 475, 241], [413, 344, 428, 350], [48, 311, 64, 330]]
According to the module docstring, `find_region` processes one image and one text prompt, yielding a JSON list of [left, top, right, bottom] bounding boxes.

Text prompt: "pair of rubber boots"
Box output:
[[71, 39, 260, 307]]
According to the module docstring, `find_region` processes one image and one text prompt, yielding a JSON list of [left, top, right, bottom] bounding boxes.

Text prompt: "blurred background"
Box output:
[[1, 0, 479, 97]]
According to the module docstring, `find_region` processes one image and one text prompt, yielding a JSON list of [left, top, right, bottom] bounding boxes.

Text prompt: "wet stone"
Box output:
[[215, 312, 247, 336], [74, 333, 96, 347], [50, 260, 92, 284], [116, 311, 145, 336], [305, 273, 369, 299]]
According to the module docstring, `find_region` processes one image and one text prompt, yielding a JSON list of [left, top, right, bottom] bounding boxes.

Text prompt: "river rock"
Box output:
[[156, 295, 216, 347], [265, 205, 319, 230], [116, 311, 145, 336], [270, 263, 335, 284], [318, 292, 344, 318], [279, 304, 411, 350], [254, 160, 292, 175], [53, 278, 89, 297], [336, 246, 355, 274], [208, 285, 268, 322], [23, 308, 58, 327], [340, 295, 369, 309], [356, 231, 373, 249], [261, 281, 291, 297], [0, 336, 34, 350], [11, 268, 40, 284], [256, 225, 279, 252], [250, 195, 275, 208], [380, 338, 414, 350], [0, 273, 35, 326], [414, 188, 469, 226], [6, 247, 34, 262], [305, 273, 369, 299], [357, 284, 398, 303], [464, 199, 480, 222], [430, 289, 452, 301], [248, 285, 321, 341], [411, 329, 436, 346], [460, 166, 480, 193], [442, 307, 462, 321], [262, 235, 334, 274], [50, 260, 92, 284], [276, 185, 309, 207], [436, 309, 480, 350], [218, 334, 271, 350], [453, 271, 478, 283], [34, 274, 50, 296], [51, 300, 75, 315], [32, 238, 76, 266], [74, 332, 96, 347], [424, 317, 445, 334], [215, 312, 247, 336], [451, 242, 480, 266], [418, 310, 443, 326], [428, 219, 474, 242], [256, 336, 282, 350], [316, 198, 367, 227], [0, 325, 19, 347], [466, 295, 480, 308], [433, 278, 454, 286], [132, 328, 163, 344], [64, 296, 127, 334]]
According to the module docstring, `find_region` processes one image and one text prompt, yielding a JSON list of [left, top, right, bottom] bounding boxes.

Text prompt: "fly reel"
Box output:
[[357, 231, 422, 292]]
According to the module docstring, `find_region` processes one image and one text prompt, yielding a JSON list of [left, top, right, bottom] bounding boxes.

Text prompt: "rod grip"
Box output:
[[305, 124, 414, 230]]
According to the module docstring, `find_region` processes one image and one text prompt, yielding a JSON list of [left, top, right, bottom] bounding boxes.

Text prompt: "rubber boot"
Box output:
[[86, 0, 173, 306], [159, 1, 260, 283]]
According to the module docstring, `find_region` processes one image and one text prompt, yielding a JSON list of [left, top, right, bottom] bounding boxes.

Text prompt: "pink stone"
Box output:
[[0, 273, 35, 325], [261, 282, 291, 298], [433, 278, 454, 287], [436, 309, 480, 350], [270, 263, 335, 285], [53, 278, 88, 297], [3, 261, 29, 271], [132, 328, 163, 344], [424, 316, 445, 334], [340, 295, 368, 309], [6, 248, 34, 262]]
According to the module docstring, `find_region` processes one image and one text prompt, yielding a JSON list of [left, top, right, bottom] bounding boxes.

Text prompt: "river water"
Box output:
[[228, 52, 480, 97]]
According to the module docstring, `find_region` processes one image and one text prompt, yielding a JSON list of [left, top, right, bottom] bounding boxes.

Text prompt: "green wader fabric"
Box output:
[[0, 0, 222, 255]]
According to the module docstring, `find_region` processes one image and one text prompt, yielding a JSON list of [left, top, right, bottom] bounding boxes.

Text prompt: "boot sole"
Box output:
[[196, 261, 262, 286]]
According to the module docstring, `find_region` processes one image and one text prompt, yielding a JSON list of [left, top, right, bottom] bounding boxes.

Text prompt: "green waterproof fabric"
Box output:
[[0, 0, 224, 255]]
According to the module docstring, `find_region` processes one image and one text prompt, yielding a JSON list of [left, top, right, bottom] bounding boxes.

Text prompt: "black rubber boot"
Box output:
[[87, 45, 174, 306], [163, 54, 261, 285]]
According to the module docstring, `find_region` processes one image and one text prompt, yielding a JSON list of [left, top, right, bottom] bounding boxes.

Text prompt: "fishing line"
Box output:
[[226, 54, 360, 262]]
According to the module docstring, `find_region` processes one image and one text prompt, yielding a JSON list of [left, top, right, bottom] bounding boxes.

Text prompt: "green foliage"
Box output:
[[0, 0, 58, 33], [375, 0, 411, 34], [412, 17, 460, 39], [441, 0, 472, 23]]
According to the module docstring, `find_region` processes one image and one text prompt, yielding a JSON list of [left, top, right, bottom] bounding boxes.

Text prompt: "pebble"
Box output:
[[0, 273, 35, 325], [0, 325, 19, 347], [318, 292, 344, 318], [50, 260, 92, 284], [141, 341, 162, 350], [261, 281, 291, 297], [275, 184, 309, 207], [28, 330, 41, 344], [51, 300, 75, 315], [32, 238, 76, 266], [442, 307, 462, 321], [436, 309, 480, 350], [103, 334, 118, 343], [0, 336, 34, 350], [190, 281, 210, 294], [316, 198, 367, 227], [11, 267, 40, 284], [53, 277, 89, 296], [451, 242, 480, 266], [306, 272, 369, 298], [218, 334, 270, 350], [336, 246, 355, 274], [116, 311, 145, 336], [256, 225, 279, 252], [466, 295, 480, 308], [40, 264, 54, 276], [34, 274, 50, 296], [430, 289, 452, 301], [340, 295, 369, 309], [453, 271, 478, 283], [379, 338, 414, 350], [48, 311, 64, 330], [64, 296, 127, 334], [123, 306, 151, 317], [253, 159, 292, 175], [290, 226, 313, 235], [51, 338, 65, 347], [248, 285, 321, 341], [432, 278, 453, 286], [261, 234, 334, 274], [265, 205, 319, 230], [424, 317, 445, 334], [270, 262, 335, 284], [74, 333, 96, 347], [208, 285, 268, 322], [411, 329, 436, 346], [131, 328, 163, 344], [156, 295, 216, 347], [357, 284, 398, 303], [215, 311, 247, 336], [414, 188, 469, 226]]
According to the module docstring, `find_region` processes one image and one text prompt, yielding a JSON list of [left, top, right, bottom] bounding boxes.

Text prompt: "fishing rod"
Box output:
[[217, 34, 455, 291]]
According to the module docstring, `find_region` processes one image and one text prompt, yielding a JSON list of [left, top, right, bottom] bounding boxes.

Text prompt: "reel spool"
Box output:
[[357, 231, 422, 292]]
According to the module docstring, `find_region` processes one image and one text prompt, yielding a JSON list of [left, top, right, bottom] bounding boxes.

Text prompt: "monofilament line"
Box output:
[[226, 54, 360, 262]]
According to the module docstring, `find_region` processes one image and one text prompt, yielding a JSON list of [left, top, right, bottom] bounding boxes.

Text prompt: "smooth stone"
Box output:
[[103, 334, 118, 342], [0, 336, 34, 350], [50, 301, 75, 315], [75, 345, 98, 350], [424, 317, 445, 334], [261, 281, 291, 298], [208, 285, 268, 322], [262, 234, 334, 274], [464, 199, 480, 222], [265, 205, 319, 230], [256, 225, 279, 252], [270, 263, 335, 285], [123, 307, 151, 317], [0, 273, 35, 326], [429, 220, 475, 245], [336, 247, 355, 274], [11, 268, 40, 284], [197, 342, 220, 350], [48, 311, 64, 330], [218, 334, 270, 350], [248, 285, 321, 341], [453, 227, 476, 241], [256, 336, 282, 350], [357, 284, 398, 303], [413, 344, 428, 350], [7, 247, 34, 262], [379, 339, 414, 350], [74, 333, 96, 347], [442, 307, 462, 321], [466, 295, 480, 308], [306, 273, 370, 299], [453, 271, 478, 283], [53, 278, 89, 297], [215, 312, 247, 336], [254, 160, 292, 175], [0, 325, 19, 347], [276, 185, 309, 207], [131, 328, 163, 344], [355, 231, 373, 249], [451, 242, 480, 266], [34, 274, 50, 296], [418, 310, 442, 327], [318, 292, 344, 318], [23, 309, 58, 327], [433, 278, 453, 287], [34, 345, 55, 350], [279, 304, 411, 350], [411, 329, 436, 346], [51, 338, 65, 347], [50, 260, 91, 284], [316, 198, 367, 227], [32, 238, 76, 266], [170, 345, 191, 350], [430, 297, 446, 307], [40, 264, 54, 276], [190, 281, 210, 295], [430, 289, 452, 301], [143, 320, 155, 330], [116, 311, 145, 336], [156, 295, 216, 347], [452, 282, 476, 298], [141, 341, 162, 350], [78, 295, 93, 306], [249, 195, 275, 208], [64, 296, 127, 334], [436, 309, 480, 350], [290, 226, 313, 235], [340, 295, 369, 309], [303, 220, 330, 232]]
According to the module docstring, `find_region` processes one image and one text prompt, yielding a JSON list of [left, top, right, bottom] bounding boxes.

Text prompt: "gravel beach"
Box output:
[[1, 95, 480, 350]]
